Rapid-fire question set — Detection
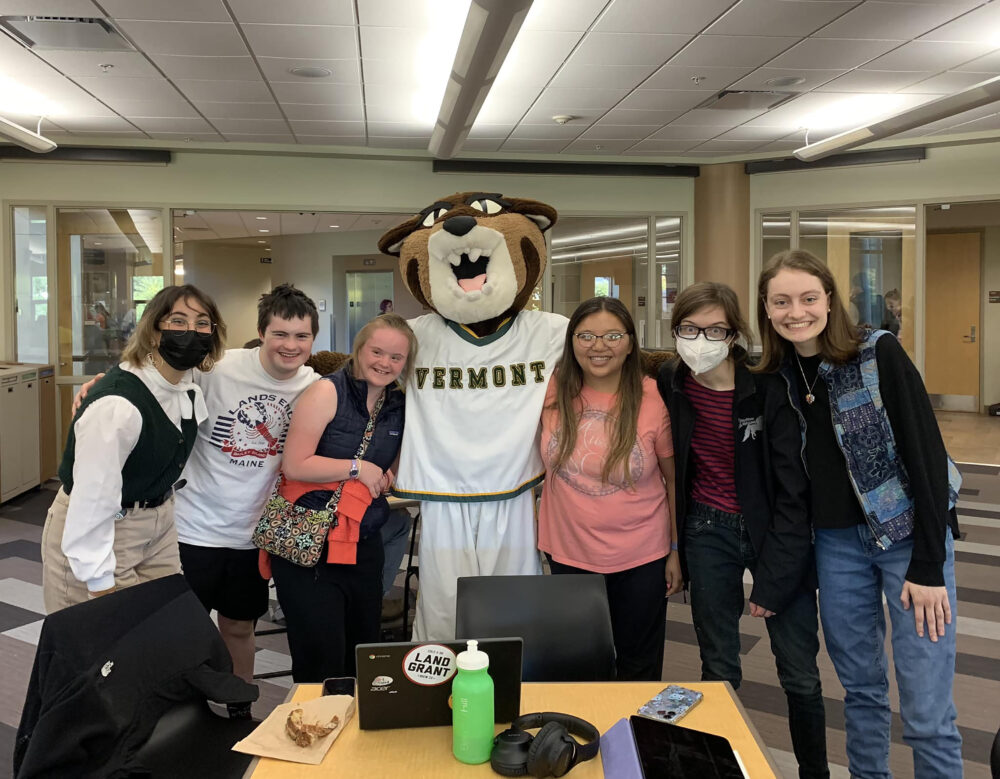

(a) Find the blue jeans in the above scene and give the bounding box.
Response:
[685,502,829,779]
[815,525,962,779]
[380,508,412,596]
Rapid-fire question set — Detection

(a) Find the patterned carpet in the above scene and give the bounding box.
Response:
[0,464,997,778]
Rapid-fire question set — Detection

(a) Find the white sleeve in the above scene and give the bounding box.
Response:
[61,396,143,592]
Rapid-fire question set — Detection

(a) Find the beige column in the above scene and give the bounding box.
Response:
[694,162,751,313]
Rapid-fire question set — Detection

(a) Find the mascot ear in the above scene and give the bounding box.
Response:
[505,197,558,234]
[378,220,415,257]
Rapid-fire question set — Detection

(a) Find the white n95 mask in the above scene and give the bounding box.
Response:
[675,335,730,375]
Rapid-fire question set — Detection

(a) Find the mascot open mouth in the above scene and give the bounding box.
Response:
[450,250,490,293]
[426,225,516,319]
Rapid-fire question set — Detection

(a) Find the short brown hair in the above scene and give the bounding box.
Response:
[755,249,860,373]
[121,284,227,370]
[670,282,752,363]
[348,313,418,386]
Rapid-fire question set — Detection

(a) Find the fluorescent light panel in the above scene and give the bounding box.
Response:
[0,115,57,153]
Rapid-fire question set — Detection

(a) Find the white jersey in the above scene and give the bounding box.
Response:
[395,310,568,502]
[175,348,318,549]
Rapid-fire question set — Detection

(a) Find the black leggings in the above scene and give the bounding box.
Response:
[271,533,384,682]
[547,554,667,681]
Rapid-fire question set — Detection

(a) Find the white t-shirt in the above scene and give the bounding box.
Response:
[174,348,318,549]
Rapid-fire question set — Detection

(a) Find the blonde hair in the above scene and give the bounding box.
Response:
[121,284,227,370]
[349,313,418,386]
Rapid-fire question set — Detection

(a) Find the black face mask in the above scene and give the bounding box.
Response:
[157,330,213,371]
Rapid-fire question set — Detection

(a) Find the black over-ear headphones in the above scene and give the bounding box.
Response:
[490,711,600,778]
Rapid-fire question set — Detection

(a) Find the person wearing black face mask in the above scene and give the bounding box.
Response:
[41,285,227,612]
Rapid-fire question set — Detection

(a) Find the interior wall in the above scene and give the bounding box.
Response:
[182,242,271,347]
[982,227,1000,408]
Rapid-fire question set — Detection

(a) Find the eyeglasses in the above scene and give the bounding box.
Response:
[672,324,734,342]
[574,331,628,347]
[161,315,215,334]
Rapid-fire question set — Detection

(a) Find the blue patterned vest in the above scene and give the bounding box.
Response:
[817,330,961,548]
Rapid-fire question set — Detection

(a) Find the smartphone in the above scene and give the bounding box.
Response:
[322,676,357,697]
[637,684,704,724]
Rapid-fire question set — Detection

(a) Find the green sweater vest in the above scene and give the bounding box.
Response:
[58,366,197,505]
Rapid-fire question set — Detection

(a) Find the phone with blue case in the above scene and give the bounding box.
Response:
[637,684,704,724]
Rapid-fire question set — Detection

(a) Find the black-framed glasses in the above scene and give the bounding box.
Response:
[161,315,216,334]
[672,324,734,342]
[574,331,629,347]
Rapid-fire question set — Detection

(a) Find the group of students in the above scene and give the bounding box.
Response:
[40,248,961,779]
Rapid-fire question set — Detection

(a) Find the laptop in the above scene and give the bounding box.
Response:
[354,637,523,730]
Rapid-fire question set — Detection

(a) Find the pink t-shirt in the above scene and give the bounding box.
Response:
[538,376,674,573]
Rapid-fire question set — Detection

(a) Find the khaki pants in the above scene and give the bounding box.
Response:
[41,487,181,613]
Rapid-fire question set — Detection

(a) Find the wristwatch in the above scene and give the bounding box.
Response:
[349,459,360,479]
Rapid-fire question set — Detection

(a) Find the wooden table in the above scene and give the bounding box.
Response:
[245,681,779,777]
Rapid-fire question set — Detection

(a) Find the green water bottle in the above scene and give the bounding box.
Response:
[452,639,495,764]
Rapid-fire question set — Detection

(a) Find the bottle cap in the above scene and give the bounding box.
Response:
[456,639,489,671]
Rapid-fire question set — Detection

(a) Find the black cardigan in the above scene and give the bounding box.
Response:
[657,356,814,613]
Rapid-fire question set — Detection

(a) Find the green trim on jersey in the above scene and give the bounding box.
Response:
[392,472,544,503]
[446,316,515,347]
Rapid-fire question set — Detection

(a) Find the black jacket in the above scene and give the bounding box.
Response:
[656,356,813,613]
[14,575,257,779]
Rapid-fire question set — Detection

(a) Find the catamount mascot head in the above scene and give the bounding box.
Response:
[378,192,558,336]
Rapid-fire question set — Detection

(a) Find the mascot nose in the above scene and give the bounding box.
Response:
[443,215,477,237]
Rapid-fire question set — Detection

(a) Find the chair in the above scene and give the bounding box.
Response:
[455,574,616,682]
[990,723,999,779]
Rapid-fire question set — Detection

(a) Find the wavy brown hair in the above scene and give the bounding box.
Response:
[121,284,226,371]
[550,297,643,486]
[670,282,752,364]
[755,249,861,373]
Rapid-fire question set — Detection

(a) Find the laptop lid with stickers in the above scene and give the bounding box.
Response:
[354,637,523,729]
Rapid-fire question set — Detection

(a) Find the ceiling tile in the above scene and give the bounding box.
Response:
[271,81,363,104]
[242,24,358,59]
[616,89,717,111]
[129,116,216,133]
[863,40,994,70]
[289,119,365,135]
[743,90,937,129]
[461,138,506,152]
[282,103,364,121]
[258,58,361,84]
[365,103,428,123]
[729,67,846,91]
[627,138,701,152]
[602,107,686,124]
[689,138,765,151]
[668,35,799,68]
[671,107,768,125]
[212,118,290,133]
[466,124,515,139]
[364,121,430,138]
[58,129,149,138]
[549,64,658,90]
[767,37,902,69]
[194,101,282,119]
[521,0,611,32]
[295,135,366,145]
[953,50,1000,72]
[706,0,860,37]
[649,124,729,140]
[579,124,663,140]
[0,35,64,80]
[108,98,200,117]
[508,124,587,140]
[816,1,975,40]
[594,0,737,34]
[500,138,572,153]
[51,115,142,132]
[152,55,262,81]
[174,79,272,102]
[147,132,225,141]
[4,74,117,114]
[72,75,181,101]
[368,136,429,149]
[899,70,1000,93]
[227,0,355,25]
[919,1,1000,42]
[643,64,755,90]
[101,0,229,21]
[561,139,637,154]
[361,58,422,88]
[116,21,248,56]
[814,69,934,92]
[715,124,797,140]
[223,133,298,143]
[532,87,631,112]
[36,51,160,78]
[357,0,470,28]
[0,0,101,13]
[572,33,692,67]
[754,138,801,153]
[930,111,1000,133]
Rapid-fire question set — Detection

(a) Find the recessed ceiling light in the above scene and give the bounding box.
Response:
[329,224,339,228]
[765,76,806,88]
[94,242,102,246]
[255,216,267,220]
[258,240,266,244]
[258,229,270,233]
[289,66,333,78]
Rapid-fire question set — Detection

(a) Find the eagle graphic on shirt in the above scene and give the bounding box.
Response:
[209,394,292,462]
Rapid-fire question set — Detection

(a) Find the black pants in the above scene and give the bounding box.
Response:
[271,532,384,682]
[547,555,667,681]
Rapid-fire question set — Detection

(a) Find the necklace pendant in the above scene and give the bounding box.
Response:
[805,392,815,405]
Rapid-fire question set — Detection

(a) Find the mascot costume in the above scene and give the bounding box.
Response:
[377,191,567,640]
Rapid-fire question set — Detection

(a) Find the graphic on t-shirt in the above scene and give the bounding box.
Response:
[739,415,763,442]
[210,393,292,465]
[547,409,644,496]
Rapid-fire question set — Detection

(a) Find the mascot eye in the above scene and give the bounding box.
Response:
[470,198,503,215]
[421,207,448,228]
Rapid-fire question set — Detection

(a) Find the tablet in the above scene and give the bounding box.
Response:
[629,714,745,779]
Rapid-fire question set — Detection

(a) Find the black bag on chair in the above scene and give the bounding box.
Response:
[14,575,258,779]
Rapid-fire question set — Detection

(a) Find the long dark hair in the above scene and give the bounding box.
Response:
[670,282,752,363]
[550,297,643,486]
[756,249,861,372]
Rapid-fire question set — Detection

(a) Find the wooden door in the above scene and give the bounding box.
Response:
[925,232,981,409]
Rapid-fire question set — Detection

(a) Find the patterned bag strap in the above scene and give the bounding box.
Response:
[323,388,387,513]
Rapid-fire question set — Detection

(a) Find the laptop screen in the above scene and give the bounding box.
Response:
[355,638,523,729]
